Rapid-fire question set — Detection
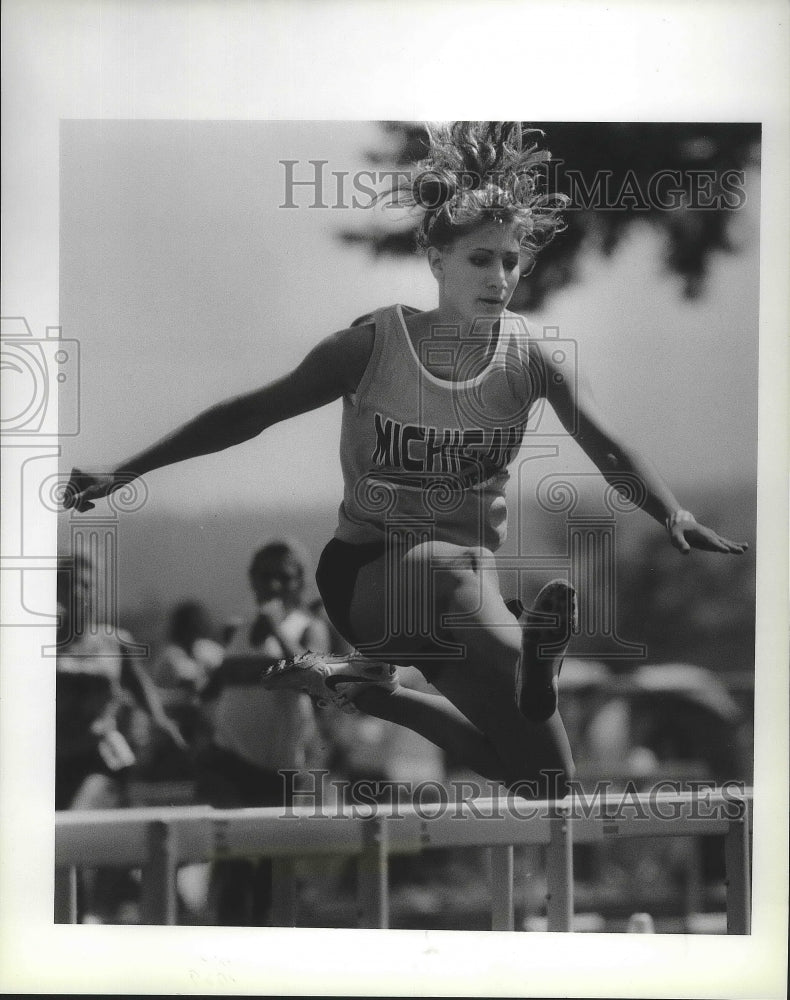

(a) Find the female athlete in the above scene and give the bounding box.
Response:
[64,122,747,799]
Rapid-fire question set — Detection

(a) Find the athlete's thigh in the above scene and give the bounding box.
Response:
[347,539,490,663]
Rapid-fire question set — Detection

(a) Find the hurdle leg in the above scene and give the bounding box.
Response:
[270,857,298,926]
[683,837,703,918]
[140,820,178,925]
[54,866,78,923]
[356,817,389,929]
[490,845,515,931]
[546,814,573,932]
[724,807,751,934]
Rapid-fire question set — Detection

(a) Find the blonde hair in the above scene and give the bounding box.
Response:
[402,122,568,268]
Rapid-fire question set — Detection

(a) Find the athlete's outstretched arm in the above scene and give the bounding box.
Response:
[63,326,373,512]
[537,343,748,556]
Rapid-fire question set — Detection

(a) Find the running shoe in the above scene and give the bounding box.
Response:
[260,651,399,713]
[515,579,578,722]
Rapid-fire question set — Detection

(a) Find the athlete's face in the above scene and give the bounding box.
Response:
[429,221,523,322]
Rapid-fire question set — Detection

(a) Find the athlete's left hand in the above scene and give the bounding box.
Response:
[667,510,749,555]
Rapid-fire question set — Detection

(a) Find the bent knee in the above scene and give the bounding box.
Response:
[402,540,488,568]
[402,541,491,594]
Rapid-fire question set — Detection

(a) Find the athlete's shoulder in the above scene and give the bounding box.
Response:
[313,318,379,398]
[315,322,375,364]
[341,304,419,373]
[334,305,415,401]
[349,303,419,327]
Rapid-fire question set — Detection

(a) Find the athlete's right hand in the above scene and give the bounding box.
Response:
[62,467,129,512]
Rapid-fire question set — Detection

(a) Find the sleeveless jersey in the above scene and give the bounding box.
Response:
[335,304,536,551]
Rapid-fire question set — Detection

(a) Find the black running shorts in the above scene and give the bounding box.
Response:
[315,537,385,646]
[316,536,449,685]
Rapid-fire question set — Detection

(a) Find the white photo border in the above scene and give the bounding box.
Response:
[1,1,788,996]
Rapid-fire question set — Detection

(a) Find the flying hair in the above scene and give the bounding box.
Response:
[396,121,568,268]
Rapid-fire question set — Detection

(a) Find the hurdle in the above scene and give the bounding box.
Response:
[54,787,752,932]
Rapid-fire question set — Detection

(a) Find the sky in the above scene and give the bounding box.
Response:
[58,119,761,521]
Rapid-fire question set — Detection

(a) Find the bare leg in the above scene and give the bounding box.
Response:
[347,541,575,796]
[355,685,506,781]
[516,580,577,722]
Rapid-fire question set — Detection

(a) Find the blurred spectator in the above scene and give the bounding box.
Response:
[55,551,185,922]
[581,663,744,784]
[152,600,224,693]
[195,540,330,925]
[149,600,224,774]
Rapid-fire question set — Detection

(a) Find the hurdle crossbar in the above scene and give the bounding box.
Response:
[54,788,752,932]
